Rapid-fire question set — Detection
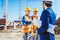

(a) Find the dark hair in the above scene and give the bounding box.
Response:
[43,1,52,7]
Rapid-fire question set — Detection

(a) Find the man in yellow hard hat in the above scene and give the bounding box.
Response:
[22,7,32,40]
[30,8,39,40]
[32,8,38,20]
[25,7,31,15]
[31,8,38,33]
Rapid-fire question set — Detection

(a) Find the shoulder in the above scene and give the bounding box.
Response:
[42,10,49,15]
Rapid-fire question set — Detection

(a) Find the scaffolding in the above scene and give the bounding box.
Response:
[19,0,22,20]
[4,0,8,30]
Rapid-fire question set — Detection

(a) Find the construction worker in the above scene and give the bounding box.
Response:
[31,8,39,32]
[38,0,56,40]
[30,8,39,40]
[22,7,32,40]
[32,8,38,20]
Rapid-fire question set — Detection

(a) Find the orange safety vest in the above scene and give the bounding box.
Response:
[29,15,38,33]
[22,15,31,33]
[29,25,38,33]
[32,15,38,20]
[22,25,29,33]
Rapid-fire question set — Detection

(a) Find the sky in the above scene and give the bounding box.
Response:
[0,0,60,22]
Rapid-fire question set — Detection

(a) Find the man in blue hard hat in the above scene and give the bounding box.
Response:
[38,0,56,40]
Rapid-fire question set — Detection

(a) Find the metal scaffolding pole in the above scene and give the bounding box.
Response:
[19,0,22,20]
[4,0,8,30]
[14,0,22,29]
[19,0,22,28]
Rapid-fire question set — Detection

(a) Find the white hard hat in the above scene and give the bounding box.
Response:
[42,0,53,4]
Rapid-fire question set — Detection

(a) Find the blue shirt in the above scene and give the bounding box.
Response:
[22,16,31,26]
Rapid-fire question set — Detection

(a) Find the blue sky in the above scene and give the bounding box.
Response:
[0,0,60,22]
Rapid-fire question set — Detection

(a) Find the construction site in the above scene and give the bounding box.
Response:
[0,0,60,40]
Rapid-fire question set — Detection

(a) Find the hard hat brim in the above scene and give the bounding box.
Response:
[42,0,53,3]
[34,11,38,12]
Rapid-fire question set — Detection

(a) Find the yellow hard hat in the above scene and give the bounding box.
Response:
[34,8,38,12]
[25,7,31,11]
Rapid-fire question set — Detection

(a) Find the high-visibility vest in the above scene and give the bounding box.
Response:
[22,15,31,33]
[29,15,38,33]
[32,15,38,20]
[22,25,29,33]
[29,25,38,33]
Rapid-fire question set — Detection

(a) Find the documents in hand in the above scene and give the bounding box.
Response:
[32,18,41,28]
[47,24,55,34]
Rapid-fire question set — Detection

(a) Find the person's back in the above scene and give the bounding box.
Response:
[38,0,56,40]
[46,8,56,25]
